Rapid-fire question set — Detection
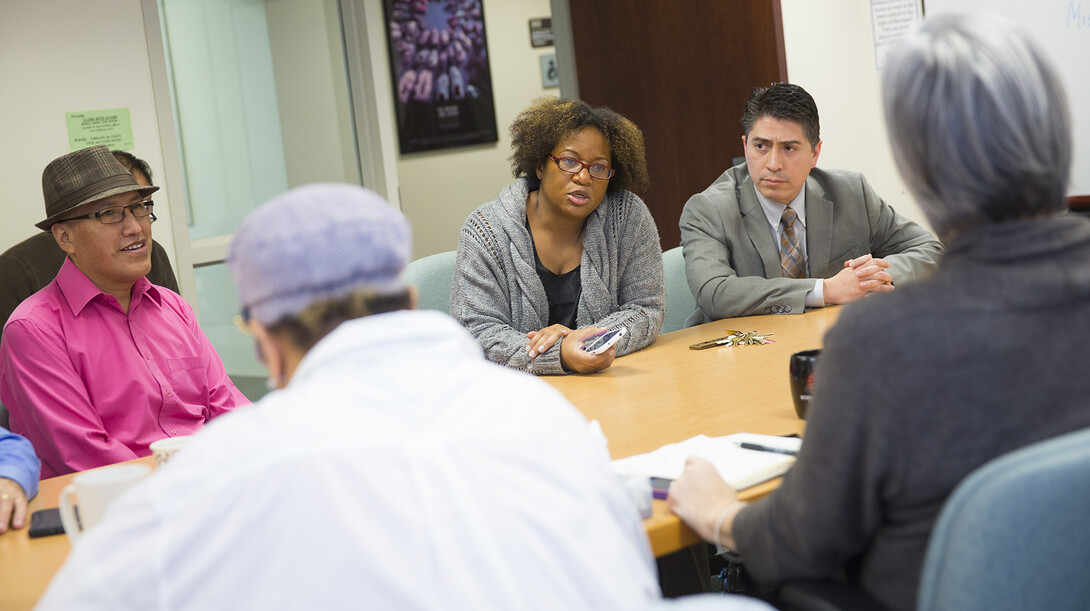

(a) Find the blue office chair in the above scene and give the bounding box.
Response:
[662,246,696,334]
[401,250,457,314]
[916,425,1090,611]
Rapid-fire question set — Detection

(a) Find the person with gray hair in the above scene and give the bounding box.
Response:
[883,14,1071,239]
[667,13,1090,610]
[37,183,661,610]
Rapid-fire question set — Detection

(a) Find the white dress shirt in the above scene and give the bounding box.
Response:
[754,185,825,307]
[38,310,659,610]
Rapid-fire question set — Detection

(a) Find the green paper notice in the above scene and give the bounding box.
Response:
[66,108,134,151]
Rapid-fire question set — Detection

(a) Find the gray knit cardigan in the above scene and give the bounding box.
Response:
[450,178,665,374]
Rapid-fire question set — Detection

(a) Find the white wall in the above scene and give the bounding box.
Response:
[393,0,555,260]
[0,0,177,267]
[780,0,932,232]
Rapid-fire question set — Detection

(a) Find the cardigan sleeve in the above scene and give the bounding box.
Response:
[583,192,665,355]
[450,210,566,375]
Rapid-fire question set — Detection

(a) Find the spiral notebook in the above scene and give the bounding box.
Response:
[612,433,801,490]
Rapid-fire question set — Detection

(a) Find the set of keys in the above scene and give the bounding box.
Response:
[689,329,774,350]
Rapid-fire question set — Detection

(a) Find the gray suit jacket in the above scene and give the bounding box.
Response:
[679,163,942,322]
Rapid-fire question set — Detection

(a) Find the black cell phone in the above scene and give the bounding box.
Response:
[29,507,65,538]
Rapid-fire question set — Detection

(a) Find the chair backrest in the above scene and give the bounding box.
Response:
[917,425,1090,611]
[661,246,696,334]
[401,250,457,315]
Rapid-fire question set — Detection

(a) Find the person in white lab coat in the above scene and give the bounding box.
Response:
[37,183,661,610]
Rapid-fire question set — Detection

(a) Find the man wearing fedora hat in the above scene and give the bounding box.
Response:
[0,145,247,478]
[0,150,179,335]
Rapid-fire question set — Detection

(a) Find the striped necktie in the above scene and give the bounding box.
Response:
[779,207,806,279]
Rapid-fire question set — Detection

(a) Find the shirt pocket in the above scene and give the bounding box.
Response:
[168,355,209,414]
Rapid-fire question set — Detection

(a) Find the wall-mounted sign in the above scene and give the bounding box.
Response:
[540,54,559,88]
[870,0,923,70]
[529,17,553,48]
[66,108,134,151]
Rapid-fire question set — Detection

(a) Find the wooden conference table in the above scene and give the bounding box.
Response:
[0,307,840,610]
[545,306,840,557]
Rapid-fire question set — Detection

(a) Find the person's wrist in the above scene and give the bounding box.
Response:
[710,500,747,549]
[0,476,25,494]
[557,335,573,372]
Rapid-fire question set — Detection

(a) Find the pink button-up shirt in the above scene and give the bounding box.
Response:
[0,258,248,478]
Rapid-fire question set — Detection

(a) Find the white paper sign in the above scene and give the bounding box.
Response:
[870,0,924,70]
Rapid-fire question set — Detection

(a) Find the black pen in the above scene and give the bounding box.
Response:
[739,442,798,456]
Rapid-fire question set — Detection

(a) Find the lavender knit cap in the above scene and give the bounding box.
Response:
[227,183,411,325]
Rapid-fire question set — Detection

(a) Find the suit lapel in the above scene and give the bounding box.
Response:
[805,177,834,277]
[739,176,783,278]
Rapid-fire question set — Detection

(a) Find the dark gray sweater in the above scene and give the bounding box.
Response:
[734,215,1090,610]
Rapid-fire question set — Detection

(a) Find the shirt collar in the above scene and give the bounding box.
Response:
[754,183,807,230]
[292,310,483,387]
[55,257,161,316]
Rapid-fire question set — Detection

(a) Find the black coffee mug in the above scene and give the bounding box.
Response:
[789,349,821,419]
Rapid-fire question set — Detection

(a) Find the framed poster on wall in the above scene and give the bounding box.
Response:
[382,0,498,153]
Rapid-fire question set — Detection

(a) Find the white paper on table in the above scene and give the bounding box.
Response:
[612,433,801,491]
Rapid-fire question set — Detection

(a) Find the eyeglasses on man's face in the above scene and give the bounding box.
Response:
[58,199,156,225]
[547,155,615,180]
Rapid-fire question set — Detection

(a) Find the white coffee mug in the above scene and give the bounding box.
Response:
[150,435,192,468]
[58,463,151,543]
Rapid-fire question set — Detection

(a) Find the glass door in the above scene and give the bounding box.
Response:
[155,0,364,399]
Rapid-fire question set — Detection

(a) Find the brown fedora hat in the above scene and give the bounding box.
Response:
[37,145,159,231]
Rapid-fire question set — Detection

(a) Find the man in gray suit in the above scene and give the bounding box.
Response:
[679,83,942,323]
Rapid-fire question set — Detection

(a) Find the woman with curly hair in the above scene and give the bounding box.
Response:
[450,97,664,374]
